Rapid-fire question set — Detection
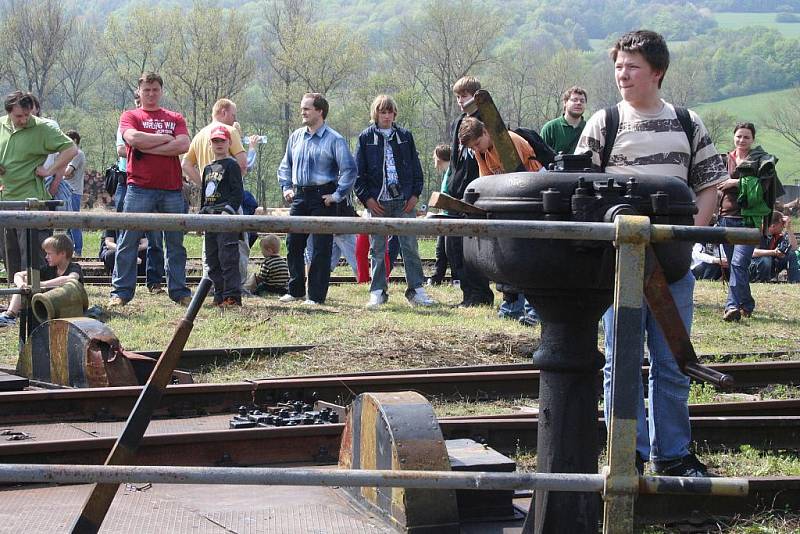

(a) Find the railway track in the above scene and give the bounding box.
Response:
[0,358,796,424]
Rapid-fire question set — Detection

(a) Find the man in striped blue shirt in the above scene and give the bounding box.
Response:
[277,92,357,305]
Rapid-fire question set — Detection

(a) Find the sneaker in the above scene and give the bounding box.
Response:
[0,312,17,327]
[279,293,305,303]
[220,297,242,307]
[740,307,752,319]
[366,290,388,309]
[148,284,165,295]
[653,453,715,477]
[107,296,127,308]
[519,315,539,327]
[176,296,193,306]
[302,299,321,306]
[406,287,435,307]
[723,307,741,322]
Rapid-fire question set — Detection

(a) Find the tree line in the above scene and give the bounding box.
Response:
[1,0,799,206]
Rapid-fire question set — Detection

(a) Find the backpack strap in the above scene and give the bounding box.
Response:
[673,106,695,149]
[600,106,620,172]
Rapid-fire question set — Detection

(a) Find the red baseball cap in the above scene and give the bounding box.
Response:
[210,126,230,141]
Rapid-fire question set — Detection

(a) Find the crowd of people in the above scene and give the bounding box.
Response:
[0,28,798,480]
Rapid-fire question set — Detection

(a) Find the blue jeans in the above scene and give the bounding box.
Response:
[68,192,83,255]
[750,253,800,282]
[602,270,694,463]
[498,293,538,320]
[115,182,165,288]
[718,217,755,314]
[111,185,189,302]
[305,234,359,275]
[368,199,425,292]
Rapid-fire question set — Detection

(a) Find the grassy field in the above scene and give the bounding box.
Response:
[713,12,800,38]
[695,88,800,184]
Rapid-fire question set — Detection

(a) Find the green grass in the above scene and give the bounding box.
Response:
[695,88,800,184]
[713,12,800,38]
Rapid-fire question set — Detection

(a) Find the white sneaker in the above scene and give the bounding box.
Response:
[279,293,305,303]
[366,290,388,309]
[406,287,435,307]
[302,299,321,306]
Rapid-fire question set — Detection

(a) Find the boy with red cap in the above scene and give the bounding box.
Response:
[200,126,244,306]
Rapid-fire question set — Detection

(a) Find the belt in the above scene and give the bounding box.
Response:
[297,182,336,193]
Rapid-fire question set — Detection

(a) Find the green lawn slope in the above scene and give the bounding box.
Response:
[713,12,800,38]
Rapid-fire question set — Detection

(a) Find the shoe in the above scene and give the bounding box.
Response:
[0,312,17,327]
[723,307,741,322]
[366,290,388,309]
[148,284,165,295]
[406,287,435,306]
[739,307,752,319]
[654,453,715,477]
[279,293,305,303]
[635,455,646,476]
[176,296,193,306]
[107,296,127,308]
[519,315,539,327]
[302,299,321,306]
[220,297,242,307]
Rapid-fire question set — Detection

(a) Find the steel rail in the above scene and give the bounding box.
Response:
[0,359,798,424]
[0,211,760,244]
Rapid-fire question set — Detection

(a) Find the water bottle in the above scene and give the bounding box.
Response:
[243,135,268,145]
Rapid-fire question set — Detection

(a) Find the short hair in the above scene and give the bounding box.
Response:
[434,143,451,162]
[770,211,785,226]
[734,121,756,138]
[66,130,81,145]
[610,30,670,88]
[42,234,74,259]
[212,98,235,118]
[562,86,587,104]
[27,93,41,113]
[4,91,34,113]
[138,72,163,87]
[453,76,481,96]
[458,117,486,147]
[302,92,329,119]
[260,234,282,255]
[370,94,398,123]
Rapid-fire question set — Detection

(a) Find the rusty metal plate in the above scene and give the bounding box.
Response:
[0,483,391,533]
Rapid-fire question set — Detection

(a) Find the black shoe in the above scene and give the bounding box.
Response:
[723,307,741,322]
[636,455,645,476]
[654,453,714,477]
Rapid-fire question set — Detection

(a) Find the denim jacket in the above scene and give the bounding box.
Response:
[354,123,424,205]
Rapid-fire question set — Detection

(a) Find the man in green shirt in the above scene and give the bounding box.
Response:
[0,91,76,274]
[540,86,588,155]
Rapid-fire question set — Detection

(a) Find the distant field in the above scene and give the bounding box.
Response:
[713,12,800,38]
[695,88,800,185]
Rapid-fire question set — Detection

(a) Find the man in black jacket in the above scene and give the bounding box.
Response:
[354,95,435,309]
[446,76,493,307]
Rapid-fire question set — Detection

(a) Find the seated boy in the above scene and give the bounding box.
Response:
[200,126,244,306]
[245,234,290,296]
[0,234,84,327]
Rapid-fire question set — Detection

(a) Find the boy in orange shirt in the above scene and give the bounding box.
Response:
[458,117,542,175]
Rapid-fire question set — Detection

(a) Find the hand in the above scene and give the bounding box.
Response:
[248,135,260,147]
[775,249,785,258]
[64,165,75,178]
[322,194,337,206]
[403,195,418,214]
[283,189,295,203]
[35,165,51,178]
[719,257,729,269]
[717,178,739,191]
[365,197,384,216]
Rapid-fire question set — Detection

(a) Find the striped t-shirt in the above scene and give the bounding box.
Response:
[576,100,727,193]
[255,255,289,292]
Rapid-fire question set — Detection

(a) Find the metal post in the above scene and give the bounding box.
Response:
[70,278,213,534]
[603,215,650,534]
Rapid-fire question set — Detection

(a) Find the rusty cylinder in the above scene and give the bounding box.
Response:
[31,279,89,323]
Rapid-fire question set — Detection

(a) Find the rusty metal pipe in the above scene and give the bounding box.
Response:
[0,211,758,244]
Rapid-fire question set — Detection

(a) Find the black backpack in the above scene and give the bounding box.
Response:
[600,105,694,171]
[512,127,557,169]
[104,164,121,196]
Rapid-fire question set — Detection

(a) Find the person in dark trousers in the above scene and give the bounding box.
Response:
[200,126,244,307]
[427,144,451,286]
[446,76,493,307]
